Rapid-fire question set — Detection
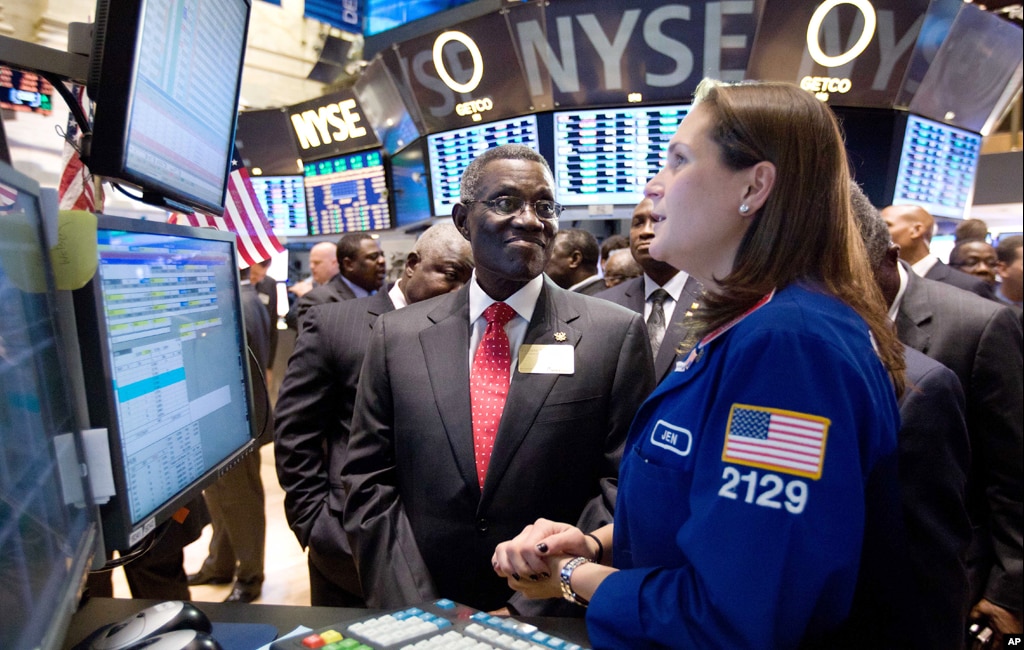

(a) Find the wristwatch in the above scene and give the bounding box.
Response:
[559,556,591,607]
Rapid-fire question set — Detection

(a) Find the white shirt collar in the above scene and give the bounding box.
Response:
[644,271,688,302]
[389,282,408,310]
[567,273,601,293]
[889,262,910,322]
[468,272,544,325]
[910,253,939,277]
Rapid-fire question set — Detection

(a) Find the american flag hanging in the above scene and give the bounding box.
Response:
[170,150,284,267]
[58,83,100,211]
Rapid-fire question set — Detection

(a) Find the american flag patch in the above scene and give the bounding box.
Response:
[722,404,829,479]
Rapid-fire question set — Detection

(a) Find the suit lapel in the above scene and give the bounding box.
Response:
[621,277,645,313]
[897,271,932,354]
[655,275,702,381]
[482,281,581,501]
[420,289,477,489]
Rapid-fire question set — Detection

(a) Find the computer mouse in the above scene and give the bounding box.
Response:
[85,601,213,650]
[122,630,222,650]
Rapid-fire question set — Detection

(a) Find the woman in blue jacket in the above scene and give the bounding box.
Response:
[492,79,907,648]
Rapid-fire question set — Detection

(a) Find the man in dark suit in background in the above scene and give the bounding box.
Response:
[274,224,473,607]
[853,189,973,647]
[894,258,1023,639]
[544,228,605,295]
[249,258,279,388]
[294,233,387,328]
[597,198,702,385]
[342,144,654,613]
[881,204,995,299]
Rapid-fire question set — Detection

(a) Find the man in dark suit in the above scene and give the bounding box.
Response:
[274,224,473,607]
[249,258,279,387]
[895,261,1023,637]
[294,233,387,328]
[853,190,973,646]
[596,198,702,385]
[341,144,654,613]
[881,204,995,299]
[544,228,605,295]
[866,197,1023,638]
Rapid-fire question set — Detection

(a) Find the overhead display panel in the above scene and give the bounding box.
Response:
[250,175,309,238]
[354,54,423,154]
[303,149,392,235]
[426,115,539,216]
[553,105,689,206]
[392,10,537,133]
[747,0,933,108]
[891,113,982,220]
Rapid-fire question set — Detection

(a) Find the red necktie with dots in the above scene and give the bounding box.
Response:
[470,301,516,488]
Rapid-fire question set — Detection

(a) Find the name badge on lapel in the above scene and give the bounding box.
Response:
[518,344,574,374]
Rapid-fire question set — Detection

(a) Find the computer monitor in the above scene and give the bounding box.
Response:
[0,162,98,650]
[891,113,983,220]
[553,104,690,206]
[303,149,393,235]
[86,0,252,215]
[426,115,540,217]
[250,175,309,238]
[390,142,432,229]
[72,215,258,552]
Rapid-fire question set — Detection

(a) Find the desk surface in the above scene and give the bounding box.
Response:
[64,598,591,649]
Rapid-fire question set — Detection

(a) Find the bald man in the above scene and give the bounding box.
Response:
[881,205,994,299]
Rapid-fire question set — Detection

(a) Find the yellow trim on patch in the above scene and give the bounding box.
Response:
[722,403,831,480]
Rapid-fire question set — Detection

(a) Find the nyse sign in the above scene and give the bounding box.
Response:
[391,0,758,132]
[287,91,378,157]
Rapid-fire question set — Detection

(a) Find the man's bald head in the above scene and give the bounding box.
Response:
[880,205,934,265]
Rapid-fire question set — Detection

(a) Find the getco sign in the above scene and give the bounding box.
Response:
[802,0,877,101]
[432,30,493,121]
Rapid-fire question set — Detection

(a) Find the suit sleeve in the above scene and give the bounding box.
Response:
[973,306,1024,612]
[341,315,438,608]
[273,306,335,547]
[898,354,972,646]
[579,312,654,532]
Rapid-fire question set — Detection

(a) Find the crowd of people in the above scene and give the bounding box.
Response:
[150,78,1020,648]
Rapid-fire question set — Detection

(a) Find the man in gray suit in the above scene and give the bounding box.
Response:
[881,204,995,299]
[342,144,654,613]
[293,233,387,327]
[596,198,702,385]
[274,224,473,607]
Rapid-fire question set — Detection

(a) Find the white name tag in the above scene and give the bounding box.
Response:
[518,344,574,374]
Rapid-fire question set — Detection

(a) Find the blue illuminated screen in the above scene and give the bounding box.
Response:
[427,115,539,216]
[250,175,308,237]
[892,114,983,220]
[304,150,392,235]
[553,105,690,206]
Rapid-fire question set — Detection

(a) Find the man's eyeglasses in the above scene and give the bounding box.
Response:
[465,196,563,220]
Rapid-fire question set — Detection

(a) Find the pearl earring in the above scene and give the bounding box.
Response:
[739,204,750,214]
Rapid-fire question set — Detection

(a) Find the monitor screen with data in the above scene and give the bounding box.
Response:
[73,215,257,551]
[0,162,98,650]
[891,113,983,220]
[426,115,539,216]
[250,175,308,237]
[553,105,690,206]
[304,149,392,235]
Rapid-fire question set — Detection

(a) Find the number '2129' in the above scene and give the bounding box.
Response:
[718,467,808,514]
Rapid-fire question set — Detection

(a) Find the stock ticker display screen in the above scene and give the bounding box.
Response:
[303,149,392,235]
[426,115,539,216]
[553,105,689,206]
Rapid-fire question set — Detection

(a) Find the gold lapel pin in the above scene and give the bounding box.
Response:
[554,331,567,342]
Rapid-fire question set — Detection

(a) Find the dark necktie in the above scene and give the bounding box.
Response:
[470,302,516,488]
[647,288,670,357]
